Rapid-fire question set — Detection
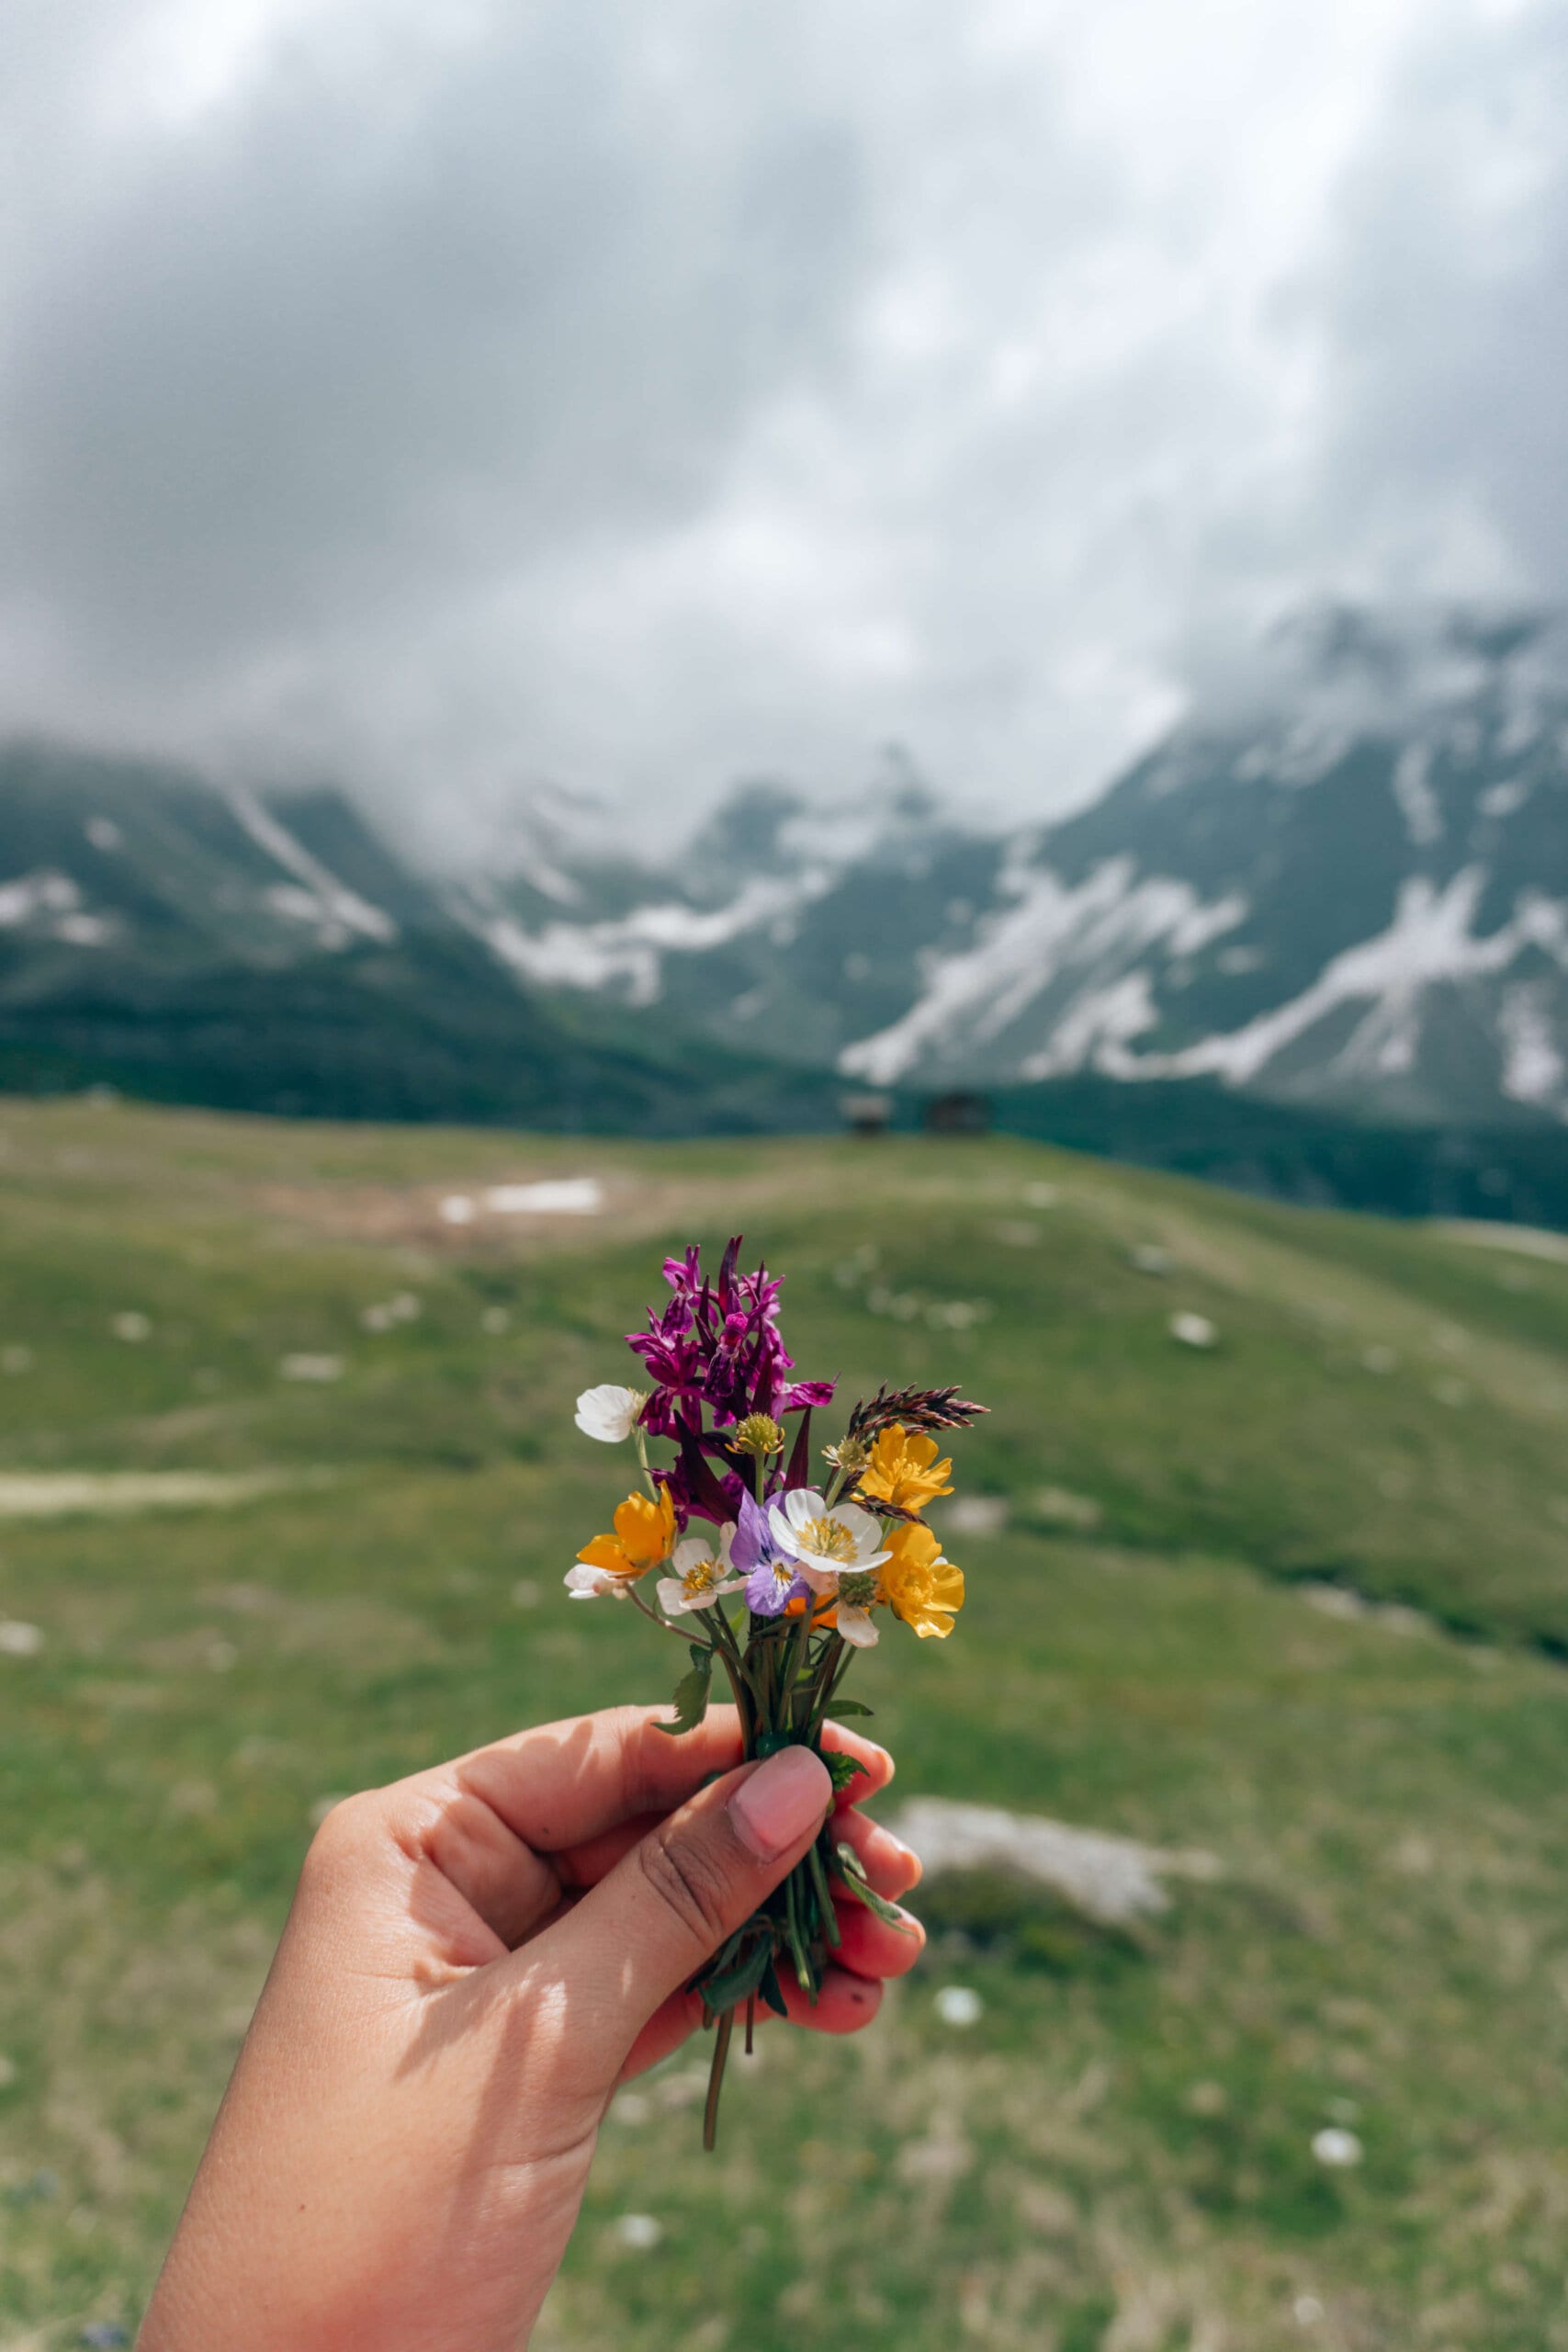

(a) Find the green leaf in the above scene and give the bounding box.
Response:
[699,1935,775,2015]
[833,1841,917,1931]
[652,1648,714,1736]
[757,1953,790,2018]
[824,1698,875,1719]
[823,1751,869,1796]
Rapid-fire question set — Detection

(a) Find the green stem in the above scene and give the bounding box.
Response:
[703,2008,735,2154]
[808,1836,841,1949]
[627,1586,704,1646]
[707,1610,755,1747]
[807,1634,852,1742]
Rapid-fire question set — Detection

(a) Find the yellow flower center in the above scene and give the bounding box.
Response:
[682,1559,718,1598]
[800,1515,857,1563]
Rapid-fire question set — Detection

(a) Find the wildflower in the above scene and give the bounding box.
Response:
[573,1486,677,1585]
[832,1568,882,1647]
[768,1488,890,1593]
[1311,2127,1363,2168]
[822,1435,869,1476]
[728,1490,813,1617]
[731,1413,785,1458]
[657,1530,743,1615]
[563,1563,629,1600]
[856,1423,954,1512]
[878,1522,964,1637]
[575,1384,649,1442]
[627,1237,836,1435]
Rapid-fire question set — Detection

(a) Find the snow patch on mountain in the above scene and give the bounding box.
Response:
[839,854,1247,1086]
[1498,983,1566,1107]
[1111,871,1568,1098]
[474,873,821,1007]
[228,789,397,944]
[0,869,115,945]
[1392,744,1443,847]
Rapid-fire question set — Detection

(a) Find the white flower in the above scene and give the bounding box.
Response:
[767,1488,890,1593]
[657,1529,742,1615]
[564,1563,627,1600]
[574,1384,647,1443]
[835,1599,880,1648]
[1310,2127,1362,2168]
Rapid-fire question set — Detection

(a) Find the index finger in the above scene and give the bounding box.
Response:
[446,1703,892,1855]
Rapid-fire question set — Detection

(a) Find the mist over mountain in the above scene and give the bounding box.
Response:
[1,605,1566,1217]
[464,604,1568,1129]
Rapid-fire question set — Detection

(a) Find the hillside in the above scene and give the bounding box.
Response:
[1,1099,1566,2347]
[487,609,1568,1131]
[0,741,841,1135]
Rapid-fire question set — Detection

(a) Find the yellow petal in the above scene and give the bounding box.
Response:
[577,1532,634,1576]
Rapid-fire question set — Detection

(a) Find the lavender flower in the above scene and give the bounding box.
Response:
[728,1490,812,1617]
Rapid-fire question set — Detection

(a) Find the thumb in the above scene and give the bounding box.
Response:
[534,1744,832,2085]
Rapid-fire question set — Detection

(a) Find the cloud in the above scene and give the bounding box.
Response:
[0,0,1562,857]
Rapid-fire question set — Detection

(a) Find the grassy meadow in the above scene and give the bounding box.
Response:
[1,1098,1566,2350]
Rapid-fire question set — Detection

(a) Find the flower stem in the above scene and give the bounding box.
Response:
[627,1586,701,1645]
[703,2007,735,2153]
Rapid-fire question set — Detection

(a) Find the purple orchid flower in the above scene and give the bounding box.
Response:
[626,1237,837,1433]
[728,1489,812,1618]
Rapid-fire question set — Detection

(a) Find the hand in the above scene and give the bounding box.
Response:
[137,1705,923,2352]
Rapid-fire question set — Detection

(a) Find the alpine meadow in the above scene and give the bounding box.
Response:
[1,1097,1566,2350]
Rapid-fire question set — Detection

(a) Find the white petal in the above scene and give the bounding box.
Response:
[836,1604,879,1648]
[716,1521,737,1566]
[670,1536,715,1577]
[832,1502,886,1559]
[565,1563,618,1599]
[656,1577,691,1613]
[783,1487,827,1530]
[796,1558,841,1595]
[767,1502,800,1555]
[574,1384,642,1442]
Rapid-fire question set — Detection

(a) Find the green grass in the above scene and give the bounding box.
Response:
[1,1098,1566,2350]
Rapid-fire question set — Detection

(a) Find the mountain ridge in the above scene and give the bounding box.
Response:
[2,605,1566,1184]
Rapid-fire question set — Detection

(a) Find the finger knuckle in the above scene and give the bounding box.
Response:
[637,1824,733,1948]
[300,1789,381,1883]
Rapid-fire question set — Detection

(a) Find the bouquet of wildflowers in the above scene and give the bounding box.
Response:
[567,1237,985,2144]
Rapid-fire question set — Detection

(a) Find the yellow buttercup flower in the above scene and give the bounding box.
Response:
[857,1424,954,1512]
[878,1521,964,1639]
[576,1485,678,1582]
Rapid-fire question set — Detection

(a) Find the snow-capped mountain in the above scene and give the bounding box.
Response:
[479,610,1568,1127]
[2,604,1565,1136]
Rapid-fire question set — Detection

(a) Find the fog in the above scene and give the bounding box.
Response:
[2,0,1563,854]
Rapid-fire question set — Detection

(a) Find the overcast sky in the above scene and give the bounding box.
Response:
[2,0,1563,855]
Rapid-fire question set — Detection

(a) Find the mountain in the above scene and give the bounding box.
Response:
[2,605,1566,1215]
[481,609,1568,1131]
[0,740,839,1134]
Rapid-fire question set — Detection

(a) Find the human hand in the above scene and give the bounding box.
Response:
[137,1704,923,2352]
